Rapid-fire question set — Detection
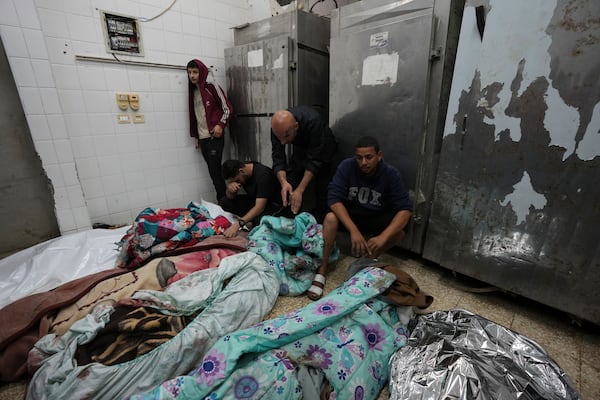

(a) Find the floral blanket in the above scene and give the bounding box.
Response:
[116,201,231,269]
[130,266,414,400]
[247,212,339,296]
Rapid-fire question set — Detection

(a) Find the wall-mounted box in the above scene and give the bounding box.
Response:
[100,10,143,57]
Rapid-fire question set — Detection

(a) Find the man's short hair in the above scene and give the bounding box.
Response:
[355,136,380,152]
[222,159,245,180]
[186,60,198,69]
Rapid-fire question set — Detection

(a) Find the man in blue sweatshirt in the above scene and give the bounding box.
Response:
[307,136,413,300]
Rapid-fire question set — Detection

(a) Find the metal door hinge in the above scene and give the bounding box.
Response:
[430,46,442,61]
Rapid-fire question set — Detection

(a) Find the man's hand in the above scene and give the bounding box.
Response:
[290,188,304,214]
[211,125,224,138]
[367,235,386,259]
[194,137,200,149]
[350,230,371,258]
[223,222,239,238]
[280,181,293,207]
[226,181,241,196]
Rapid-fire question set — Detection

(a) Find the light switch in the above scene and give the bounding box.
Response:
[128,93,139,111]
[116,93,129,110]
[117,114,131,123]
[132,114,145,123]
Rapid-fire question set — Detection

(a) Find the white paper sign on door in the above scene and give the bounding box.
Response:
[361,52,399,86]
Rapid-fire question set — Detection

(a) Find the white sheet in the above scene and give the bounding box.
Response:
[0,200,234,309]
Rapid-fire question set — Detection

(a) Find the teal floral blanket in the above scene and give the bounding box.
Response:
[247,212,339,296]
[130,266,414,400]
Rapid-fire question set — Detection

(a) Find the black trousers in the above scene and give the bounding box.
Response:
[200,136,226,200]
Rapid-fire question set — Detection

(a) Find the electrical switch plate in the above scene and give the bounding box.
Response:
[117,114,131,124]
[132,114,145,123]
[116,93,129,110]
[128,93,139,111]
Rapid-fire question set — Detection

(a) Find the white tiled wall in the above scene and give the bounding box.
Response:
[0,0,272,234]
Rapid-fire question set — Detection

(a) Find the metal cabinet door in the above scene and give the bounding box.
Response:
[225,35,292,165]
[423,0,600,324]
[329,0,435,252]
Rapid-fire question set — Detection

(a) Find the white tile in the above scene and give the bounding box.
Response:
[128,188,149,209]
[155,111,175,131]
[22,29,49,59]
[123,170,146,190]
[56,209,77,232]
[26,114,52,141]
[80,177,105,198]
[58,89,86,113]
[53,186,70,210]
[197,0,215,19]
[163,10,182,33]
[75,157,100,179]
[0,1,19,26]
[44,163,65,188]
[53,64,81,89]
[149,71,171,91]
[198,17,216,38]
[181,14,201,35]
[72,206,92,230]
[137,92,154,111]
[103,67,130,91]
[45,118,69,144]
[77,65,107,90]
[92,134,118,157]
[97,154,121,176]
[53,139,74,163]
[164,31,185,54]
[83,90,112,113]
[39,87,63,114]
[116,133,139,154]
[201,37,219,58]
[171,92,187,112]
[15,0,40,29]
[37,8,70,38]
[164,182,183,201]
[86,197,109,219]
[63,113,89,137]
[60,162,80,186]
[147,185,167,204]
[152,91,172,111]
[19,87,45,114]
[66,14,96,42]
[34,140,58,165]
[67,185,86,207]
[63,0,94,16]
[180,0,199,16]
[34,0,66,12]
[127,70,150,92]
[45,37,74,65]
[104,188,130,209]
[139,27,165,52]
[88,113,115,135]
[0,25,29,57]
[115,2,140,19]
[119,153,142,173]
[70,136,95,158]
[30,59,54,87]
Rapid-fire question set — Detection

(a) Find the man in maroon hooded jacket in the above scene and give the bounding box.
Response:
[187,59,233,200]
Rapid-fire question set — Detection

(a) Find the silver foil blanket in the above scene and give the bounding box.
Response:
[388,309,580,400]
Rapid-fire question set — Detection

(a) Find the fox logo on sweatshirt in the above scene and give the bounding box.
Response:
[348,187,382,206]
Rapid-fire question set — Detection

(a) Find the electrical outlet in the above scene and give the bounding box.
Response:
[132,114,145,123]
[117,114,131,124]
[129,93,139,111]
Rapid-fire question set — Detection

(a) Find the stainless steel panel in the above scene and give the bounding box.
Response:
[226,10,330,165]
[423,0,600,324]
[225,35,291,164]
[329,0,435,252]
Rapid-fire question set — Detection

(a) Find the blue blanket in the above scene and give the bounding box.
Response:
[130,266,414,400]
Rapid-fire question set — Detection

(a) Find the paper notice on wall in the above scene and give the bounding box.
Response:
[273,53,284,69]
[361,52,399,86]
[247,49,263,67]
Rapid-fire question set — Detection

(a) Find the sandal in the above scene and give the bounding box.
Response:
[307,273,326,301]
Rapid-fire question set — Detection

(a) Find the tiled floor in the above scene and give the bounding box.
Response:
[1,237,598,399]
